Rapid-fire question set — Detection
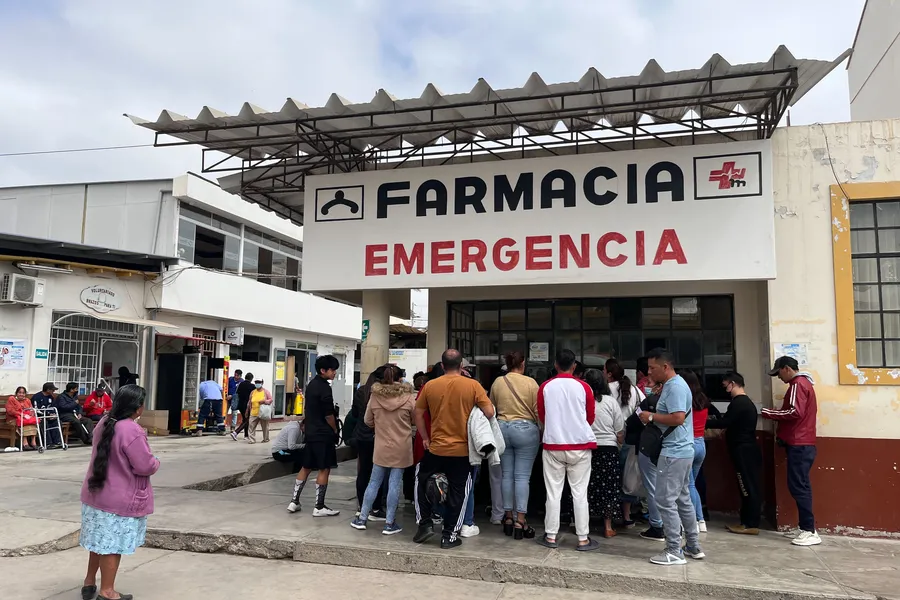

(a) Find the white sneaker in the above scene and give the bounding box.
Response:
[698,520,707,533]
[313,506,340,518]
[459,524,480,538]
[782,528,801,539]
[287,502,300,513]
[791,530,822,547]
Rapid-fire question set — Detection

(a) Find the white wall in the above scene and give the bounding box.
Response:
[0,180,176,255]
[849,2,900,121]
[769,119,900,439]
[0,264,149,394]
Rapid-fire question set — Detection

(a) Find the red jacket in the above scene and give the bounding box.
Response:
[83,392,112,417]
[761,374,817,446]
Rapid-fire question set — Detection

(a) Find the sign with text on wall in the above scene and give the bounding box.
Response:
[80,284,121,313]
[302,140,775,291]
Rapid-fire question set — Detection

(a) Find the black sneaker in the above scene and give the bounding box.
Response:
[413,523,435,544]
[441,536,462,550]
[369,508,387,522]
[640,526,666,542]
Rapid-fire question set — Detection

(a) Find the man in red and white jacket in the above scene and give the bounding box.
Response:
[536,349,598,552]
[763,356,819,547]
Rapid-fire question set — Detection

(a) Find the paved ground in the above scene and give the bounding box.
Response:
[1,548,678,600]
[1,435,898,600]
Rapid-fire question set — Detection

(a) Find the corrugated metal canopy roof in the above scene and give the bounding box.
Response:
[129,46,850,226]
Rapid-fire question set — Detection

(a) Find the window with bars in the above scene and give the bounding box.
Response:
[849,200,900,368]
[48,312,139,393]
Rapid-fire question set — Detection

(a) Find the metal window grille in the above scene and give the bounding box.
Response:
[191,328,220,356]
[48,312,139,392]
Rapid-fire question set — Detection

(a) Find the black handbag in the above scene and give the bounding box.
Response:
[639,407,692,466]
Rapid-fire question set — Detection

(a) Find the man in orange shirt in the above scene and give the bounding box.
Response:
[413,349,494,549]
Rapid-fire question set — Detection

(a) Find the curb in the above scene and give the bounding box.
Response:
[291,541,873,600]
[0,528,80,558]
[144,529,294,559]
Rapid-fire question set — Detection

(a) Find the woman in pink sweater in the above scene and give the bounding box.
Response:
[79,385,160,600]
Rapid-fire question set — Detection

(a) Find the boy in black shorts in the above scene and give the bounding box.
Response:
[288,355,341,517]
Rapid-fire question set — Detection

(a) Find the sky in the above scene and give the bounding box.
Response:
[0,0,866,188]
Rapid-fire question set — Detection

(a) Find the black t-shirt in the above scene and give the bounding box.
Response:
[304,375,336,443]
[707,394,758,449]
[236,380,254,408]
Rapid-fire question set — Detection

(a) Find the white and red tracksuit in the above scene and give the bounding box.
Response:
[537,374,597,540]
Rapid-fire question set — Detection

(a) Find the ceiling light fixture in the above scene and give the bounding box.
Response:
[14,262,75,275]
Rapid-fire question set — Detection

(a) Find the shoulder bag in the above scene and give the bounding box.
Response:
[639,406,692,466]
[503,375,539,423]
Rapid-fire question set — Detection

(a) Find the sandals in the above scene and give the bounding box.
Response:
[97,594,133,600]
[576,537,600,552]
[81,585,97,600]
[536,534,559,549]
[503,517,515,537]
[514,521,536,540]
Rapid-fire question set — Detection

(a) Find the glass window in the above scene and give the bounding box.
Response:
[500,301,526,330]
[212,215,241,236]
[583,332,611,366]
[258,247,274,285]
[528,301,552,329]
[245,228,263,243]
[612,331,642,364]
[499,331,526,358]
[555,331,582,361]
[672,297,701,328]
[242,243,259,278]
[556,302,581,330]
[475,332,500,363]
[642,298,670,328]
[611,298,640,329]
[179,203,212,225]
[287,257,301,292]
[848,200,900,367]
[475,302,499,330]
[272,253,288,289]
[177,219,196,263]
[527,331,552,363]
[583,300,610,329]
[672,331,702,366]
[224,236,240,273]
[229,334,271,362]
[700,297,733,329]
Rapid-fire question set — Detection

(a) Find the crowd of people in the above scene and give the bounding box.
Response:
[277,348,821,566]
[5,381,112,450]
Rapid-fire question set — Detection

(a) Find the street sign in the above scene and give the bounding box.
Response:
[34,348,48,359]
[361,319,370,342]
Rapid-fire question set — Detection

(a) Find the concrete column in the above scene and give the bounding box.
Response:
[361,289,390,381]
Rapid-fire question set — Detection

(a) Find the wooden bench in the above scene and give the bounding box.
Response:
[0,397,71,448]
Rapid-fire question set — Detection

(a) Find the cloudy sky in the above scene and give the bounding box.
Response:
[0,0,864,187]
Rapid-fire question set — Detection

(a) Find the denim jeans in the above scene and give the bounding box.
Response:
[359,464,404,525]
[785,445,817,532]
[498,419,541,515]
[657,455,701,555]
[688,437,706,522]
[637,451,663,528]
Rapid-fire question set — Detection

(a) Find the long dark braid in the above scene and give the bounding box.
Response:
[88,384,146,492]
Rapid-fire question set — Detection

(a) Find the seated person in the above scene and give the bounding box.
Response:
[83,382,112,422]
[54,382,93,444]
[31,382,61,448]
[6,386,38,450]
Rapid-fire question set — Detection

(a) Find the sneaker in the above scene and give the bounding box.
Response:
[640,526,666,542]
[350,518,367,530]
[684,546,706,560]
[782,528,801,539]
[230,431,238,441]
[459,524,480,538]
[413,523,435,544]
[698,520,707,533]
[313,506,340,518]
[441,536,463,549]
[791,530,822,547]
[287,502,301,514]
[623,519,636,529]
[650,551,687,566]
[490,519,503,526]
[383,522,403,536]
[369,509,387,522]
[431,512,443,525]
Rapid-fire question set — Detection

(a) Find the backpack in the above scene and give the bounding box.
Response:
[640,407,692,466]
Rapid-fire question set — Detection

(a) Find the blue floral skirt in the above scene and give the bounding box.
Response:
[80,504,148,555]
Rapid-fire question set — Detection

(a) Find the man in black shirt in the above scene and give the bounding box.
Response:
[54,382,93,444]
[288,355,341,517]
[32,382,61,447]
[231,373,255,440]
[707,371,762,534]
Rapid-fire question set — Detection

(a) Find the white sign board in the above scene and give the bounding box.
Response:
[774,343,809,367]
[80,284,121,313]
[529,342,550,362]
[224,326,245,346]
[302,141,775,291]
[0,339,27,370]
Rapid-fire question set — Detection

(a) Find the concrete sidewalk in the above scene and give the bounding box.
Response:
[1,435,897,600]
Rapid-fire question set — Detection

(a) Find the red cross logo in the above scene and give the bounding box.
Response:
[709,161,747,190]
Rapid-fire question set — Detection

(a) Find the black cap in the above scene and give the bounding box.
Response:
[42,382,58,392]
[768,356,799,376]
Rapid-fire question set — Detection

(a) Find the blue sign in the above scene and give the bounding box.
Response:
[34,348,49,360]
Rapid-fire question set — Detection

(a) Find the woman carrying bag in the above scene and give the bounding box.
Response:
[247,379,274,444]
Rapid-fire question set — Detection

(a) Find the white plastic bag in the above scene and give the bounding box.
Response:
[258,404,273,421]
[622,446,645,497]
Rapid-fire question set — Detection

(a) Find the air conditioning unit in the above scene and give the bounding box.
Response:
[0,273,46,307]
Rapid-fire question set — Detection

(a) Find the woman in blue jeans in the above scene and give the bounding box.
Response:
[682,371,710,532]
[489,351,540,539]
